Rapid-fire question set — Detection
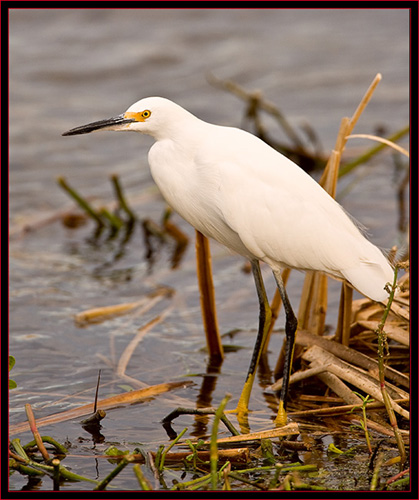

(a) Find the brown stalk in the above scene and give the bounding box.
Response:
[335,283,354,346]
[25,404,50,461]
[289,397,409,419]
[276,74,383,373]
[195,230,224,361]
[116,309,173,385]
[10,380,194,436]
[203,422,299,445]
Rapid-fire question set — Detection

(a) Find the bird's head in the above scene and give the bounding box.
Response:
[62,97,194,140]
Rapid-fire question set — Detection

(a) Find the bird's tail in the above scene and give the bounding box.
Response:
[342,250,395,303]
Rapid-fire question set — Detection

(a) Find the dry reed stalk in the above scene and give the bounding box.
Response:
[293,329,409,388]
[323,75,386,347]
[312,370,363,406]
[347,73,382,137]
[275,74,385,375]
[74,301,148,325]
[74,287,172,325]
[346,134,409,158]
[195,230,224,360]
[348,417,399,439]
[355,320,409,346]
[288,397,409,419]
[198,422,299,445]
[9,380,193,436]
[302,346,409,419]
[116,308,173,385]
[335,283,354,346]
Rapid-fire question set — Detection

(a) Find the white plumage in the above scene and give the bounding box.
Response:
[63,96,394,422]
[67,96,392,301]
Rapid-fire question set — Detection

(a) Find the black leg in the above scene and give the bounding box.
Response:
[235,260,272,416]
[247,260,273,376]
[273,269,298,425]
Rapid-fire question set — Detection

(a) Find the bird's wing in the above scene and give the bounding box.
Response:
[206,131,375,276]
[194,125,392,301]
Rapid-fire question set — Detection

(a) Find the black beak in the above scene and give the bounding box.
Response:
[62,114,135,136]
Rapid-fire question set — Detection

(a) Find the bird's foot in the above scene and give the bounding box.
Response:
[274,401,288,427]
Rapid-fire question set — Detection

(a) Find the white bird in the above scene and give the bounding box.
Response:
[63,96,394,425]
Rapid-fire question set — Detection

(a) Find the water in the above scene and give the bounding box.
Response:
[9,8,409,490]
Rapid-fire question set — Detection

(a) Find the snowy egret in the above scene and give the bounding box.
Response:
[63,97,393,425]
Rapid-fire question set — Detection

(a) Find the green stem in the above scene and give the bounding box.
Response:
[57,177,105,227]
[9,459,45,476]
[210,394,231,490]
[93,456,133,490]
[10,438,97,484]
[375,266,406,465]
[24,436,68,455]
[133,463,153,490]
[111,174,136,221]
[158,427,188,471]
[227,471,265,490]
[99,207,123,230]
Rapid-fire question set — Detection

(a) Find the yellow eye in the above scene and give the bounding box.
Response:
[124,109,152,122]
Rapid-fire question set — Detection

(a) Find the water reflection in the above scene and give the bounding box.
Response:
[81,421,106,445]
[191,357,223,438]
